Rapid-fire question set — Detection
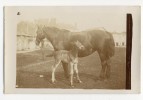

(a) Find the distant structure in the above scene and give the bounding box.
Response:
[112,32,126,47]
[17,21,36,51]
[17,33,54,51]
[17,34,36,51]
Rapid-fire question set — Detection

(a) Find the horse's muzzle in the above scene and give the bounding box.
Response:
[35,40,40,46]
[81,46,85,50]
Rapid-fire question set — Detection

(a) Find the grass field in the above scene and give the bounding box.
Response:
[16,48,126,89]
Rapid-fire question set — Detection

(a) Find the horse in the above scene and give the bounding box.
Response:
[52,40,85,87]
[35,26,115,80]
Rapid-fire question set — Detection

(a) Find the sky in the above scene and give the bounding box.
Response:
[15,6,140,32]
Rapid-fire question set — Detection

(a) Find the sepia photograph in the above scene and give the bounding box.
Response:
[4,6,141,93]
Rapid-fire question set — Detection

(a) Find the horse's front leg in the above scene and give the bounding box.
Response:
[61,61,70,79]
[74,63,82,83]
[52,60,60,83]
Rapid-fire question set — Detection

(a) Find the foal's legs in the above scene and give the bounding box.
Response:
[70,62,74,86]
[73,64,82,83]
[52,60,61,83]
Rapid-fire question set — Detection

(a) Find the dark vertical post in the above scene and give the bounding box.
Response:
[126,14,133,89]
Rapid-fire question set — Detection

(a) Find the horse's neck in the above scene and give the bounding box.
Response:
[43,27,56,43]
[44,29,70,50]
[70,46,78,58]
[45,32,55,43]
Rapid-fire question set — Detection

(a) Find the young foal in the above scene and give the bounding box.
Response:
[52,40,85,87]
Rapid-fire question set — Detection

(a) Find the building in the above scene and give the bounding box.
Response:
[17,34,36,51]
[112,32,126,47]
[17,33,54,51]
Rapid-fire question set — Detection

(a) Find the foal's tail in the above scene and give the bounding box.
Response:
[104,32,115,58]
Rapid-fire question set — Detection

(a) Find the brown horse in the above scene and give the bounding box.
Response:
[35,26,115,80]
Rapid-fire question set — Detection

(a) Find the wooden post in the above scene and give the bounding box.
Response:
[126,14,133,89]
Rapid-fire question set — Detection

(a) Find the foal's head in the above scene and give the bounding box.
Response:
[72,40,85,50]
[35,26,45,46]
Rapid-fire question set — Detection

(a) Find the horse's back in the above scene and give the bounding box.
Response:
[45,27,115,58]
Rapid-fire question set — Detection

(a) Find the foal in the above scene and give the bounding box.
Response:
[52,40,85,87]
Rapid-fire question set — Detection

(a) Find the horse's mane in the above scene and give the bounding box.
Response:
[44,26,70,33]
[61,29,70,33]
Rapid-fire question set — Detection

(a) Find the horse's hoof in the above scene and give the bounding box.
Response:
[52,81,55,84]
[78,80,82,83]
[71,85,74,87]
[104,78,109,82]
[97,76,105,81]
[70,83,74,87]
[52,80,57,84]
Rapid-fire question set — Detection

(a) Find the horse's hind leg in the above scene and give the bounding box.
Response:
[74,64,82,83]
[106,58,111,79]
[52,60,60,83]
[100,61,107,80]
[98,52,107,80]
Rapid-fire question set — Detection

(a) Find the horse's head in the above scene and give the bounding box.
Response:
[35,25,45,46]
[72,40,85,50]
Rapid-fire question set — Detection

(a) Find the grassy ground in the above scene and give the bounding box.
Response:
[16,48,126,89]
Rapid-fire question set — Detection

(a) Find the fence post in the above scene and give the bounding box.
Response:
[126,14,133,89]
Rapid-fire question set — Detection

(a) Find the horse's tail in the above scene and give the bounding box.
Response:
[104,32,115,58]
